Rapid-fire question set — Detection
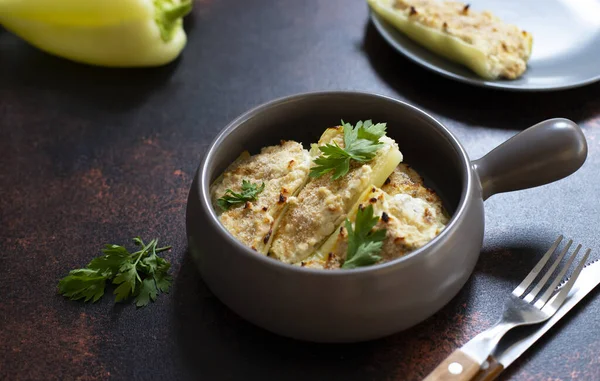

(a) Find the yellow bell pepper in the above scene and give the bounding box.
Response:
[0,0,192,67]
[0,0,154,25]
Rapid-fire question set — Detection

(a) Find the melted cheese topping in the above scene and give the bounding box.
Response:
[303,164,449,269]
[210,140,311,254]
[381,163,448,219]
[269,127,402,264]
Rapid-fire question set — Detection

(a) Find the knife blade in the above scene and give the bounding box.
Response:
[471,259,600,381]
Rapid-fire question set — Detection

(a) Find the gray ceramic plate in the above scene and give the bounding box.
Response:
[369,0,600,91]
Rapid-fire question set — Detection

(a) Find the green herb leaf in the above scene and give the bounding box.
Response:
[310,120,387,180]
[309,142,351,180]
[113,262,139,302]
[154,271,172,293]
[342,204,386,269]
[139,243,162,275]
[57,237,172,308]
[356,120,387,141]
[58,268,107,303]
[217,180,266,210]
[139,243,172,294]
[87,244,130,278]
[343,241,384,269]
[135,278,159,307]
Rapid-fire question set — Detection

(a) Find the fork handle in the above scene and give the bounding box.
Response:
[423,349,481,381]
[472,118,587,201]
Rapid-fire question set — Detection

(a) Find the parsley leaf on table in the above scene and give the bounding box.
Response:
[310,120,387,180]
[217,180,266,210]
[58,268,107,303]
[135,278,159,307]
[87,244,130,278]
[113,262,139,302]
[154,270,172,293]
[57,237,172,308]
[342,204,387,269]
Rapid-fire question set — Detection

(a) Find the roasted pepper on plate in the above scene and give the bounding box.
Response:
[0,0,193,67]
[368,0,533,80]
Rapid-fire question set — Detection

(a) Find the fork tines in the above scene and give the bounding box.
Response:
[512,235,591,313]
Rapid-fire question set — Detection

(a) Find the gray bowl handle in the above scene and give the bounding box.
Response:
[473,118,588,200]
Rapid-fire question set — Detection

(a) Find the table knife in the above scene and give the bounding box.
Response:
[469,259,600,380]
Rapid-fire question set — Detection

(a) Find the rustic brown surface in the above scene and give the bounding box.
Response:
[1,0,600,380]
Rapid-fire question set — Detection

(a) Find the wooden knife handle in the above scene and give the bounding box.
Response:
[471,356,505,381]
[423,349,481,381]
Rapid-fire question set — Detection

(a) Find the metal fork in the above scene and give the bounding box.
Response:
[459,235,591,365]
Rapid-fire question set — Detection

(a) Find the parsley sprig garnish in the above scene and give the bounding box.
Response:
[310,120,387,180]
[58,237,172,307]
[217,180,265,210]
[342,204,387,269]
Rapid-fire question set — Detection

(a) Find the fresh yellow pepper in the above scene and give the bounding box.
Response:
[0,0,192,67]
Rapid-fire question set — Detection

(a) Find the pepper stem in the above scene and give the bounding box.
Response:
[154,0,193,42]
[163,1,193,23]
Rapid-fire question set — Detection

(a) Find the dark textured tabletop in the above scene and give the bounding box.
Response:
[2,1,600,380]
